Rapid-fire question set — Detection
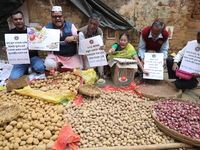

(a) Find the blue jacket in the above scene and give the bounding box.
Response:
[45,21,77,57]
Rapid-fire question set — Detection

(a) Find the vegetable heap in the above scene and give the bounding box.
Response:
[65,90,175,148]
[153,99,200,140]
[0,91,67,150]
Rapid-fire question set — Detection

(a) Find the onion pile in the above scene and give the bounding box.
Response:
[153,99,200,140]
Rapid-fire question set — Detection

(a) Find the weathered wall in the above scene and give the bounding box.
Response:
[102,0,199,55]
[24,0,200,56]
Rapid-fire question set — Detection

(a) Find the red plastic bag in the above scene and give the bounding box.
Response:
[102,82,142,98]
[74,95,84,105]
[52,124,81,150]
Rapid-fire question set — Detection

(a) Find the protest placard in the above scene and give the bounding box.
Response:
[27,28,60,51]
[143,53,164,80]
[5,34,30,64]
[180,41,200,73]
[80,35,107,67]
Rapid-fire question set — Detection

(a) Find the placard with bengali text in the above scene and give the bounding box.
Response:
[5,34,30,64]
[180,41,200,73]
[143,53,164,80]
[80,35,107,67]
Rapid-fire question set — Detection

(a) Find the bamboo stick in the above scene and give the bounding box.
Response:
[49,0,53,7]
[79,143,192,150]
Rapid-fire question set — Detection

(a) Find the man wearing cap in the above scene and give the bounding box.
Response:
[78,13,106,77]
[44,6,81,70]
[138,21,169,67]
[166,30,200,89]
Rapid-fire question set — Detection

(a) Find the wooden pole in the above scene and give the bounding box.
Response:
[49,0,54,7]
[79,143,193,150]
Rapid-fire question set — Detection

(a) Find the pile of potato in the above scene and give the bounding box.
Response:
[0,90,67,150]
[30,71,81,94]
[65,90,175,148]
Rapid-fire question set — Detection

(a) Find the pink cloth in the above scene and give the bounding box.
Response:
[71,24,78,36]
[46,52,81,69]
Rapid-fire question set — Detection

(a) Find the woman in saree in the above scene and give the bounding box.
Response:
[107,33,149,76]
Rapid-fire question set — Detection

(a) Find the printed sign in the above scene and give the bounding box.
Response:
[5,34,30,64]
[80,35,107,67]
[143,53,164,80]
[180,41,200,73]
[27,28,60,51]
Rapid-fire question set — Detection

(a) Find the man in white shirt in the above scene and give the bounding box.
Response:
[166,30,200,89]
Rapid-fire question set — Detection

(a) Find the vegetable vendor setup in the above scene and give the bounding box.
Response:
[0,57,199,149]
[0,71,199,150]
[0,68,199,149]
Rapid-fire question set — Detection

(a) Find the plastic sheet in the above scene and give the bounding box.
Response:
[52,124,81,150]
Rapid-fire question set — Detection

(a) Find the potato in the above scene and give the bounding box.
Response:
[31,112,38,120]
[34,145,46,150]
[22,124,30,131]
[5,133,12,139]
[46,140,54,149]
[50,135,58,141]
[38,124,45,130]
[13,143,19,149]
[16,122,23,129]
[20,141,26,146]
[44,130,52,139]
[56,106,65,114]
[10,121,18,126]
[26,129,32,135]
[33,138,39,145]
[37,134,43,141]
[5,125,13,132]
[21,135,29,141]
[26,137,33,144]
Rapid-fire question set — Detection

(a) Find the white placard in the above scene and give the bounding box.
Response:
[180,41,200,73]
[80,35,108,67]
[27,28,60,51]
[5,34,30,64]
[143,53,164,80]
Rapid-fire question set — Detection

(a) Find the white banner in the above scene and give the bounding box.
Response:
[143,53,164,80]
[180,41,200,73]
[27,28,60,51]
[5,34,30,64]
[80,35,107,67]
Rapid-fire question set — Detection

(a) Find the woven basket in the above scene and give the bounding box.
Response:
[0,103,22,125]
[79,84,102,97]
[152,99,200,147]
[138,80,182,100]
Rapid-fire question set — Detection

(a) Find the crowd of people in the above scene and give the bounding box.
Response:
[2,6,200,90]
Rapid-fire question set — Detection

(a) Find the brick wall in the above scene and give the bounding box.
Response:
[14,0,200,58]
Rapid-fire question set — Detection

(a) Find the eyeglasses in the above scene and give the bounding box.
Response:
[52,15,63,19]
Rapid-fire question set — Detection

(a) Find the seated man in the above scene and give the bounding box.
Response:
[44,6,81,70]
[166,30,200,89]
[78,13,106,77]
[2,10,45,79]
[138,21,169,67]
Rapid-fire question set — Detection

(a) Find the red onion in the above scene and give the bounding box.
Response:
[153,99,200,140]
